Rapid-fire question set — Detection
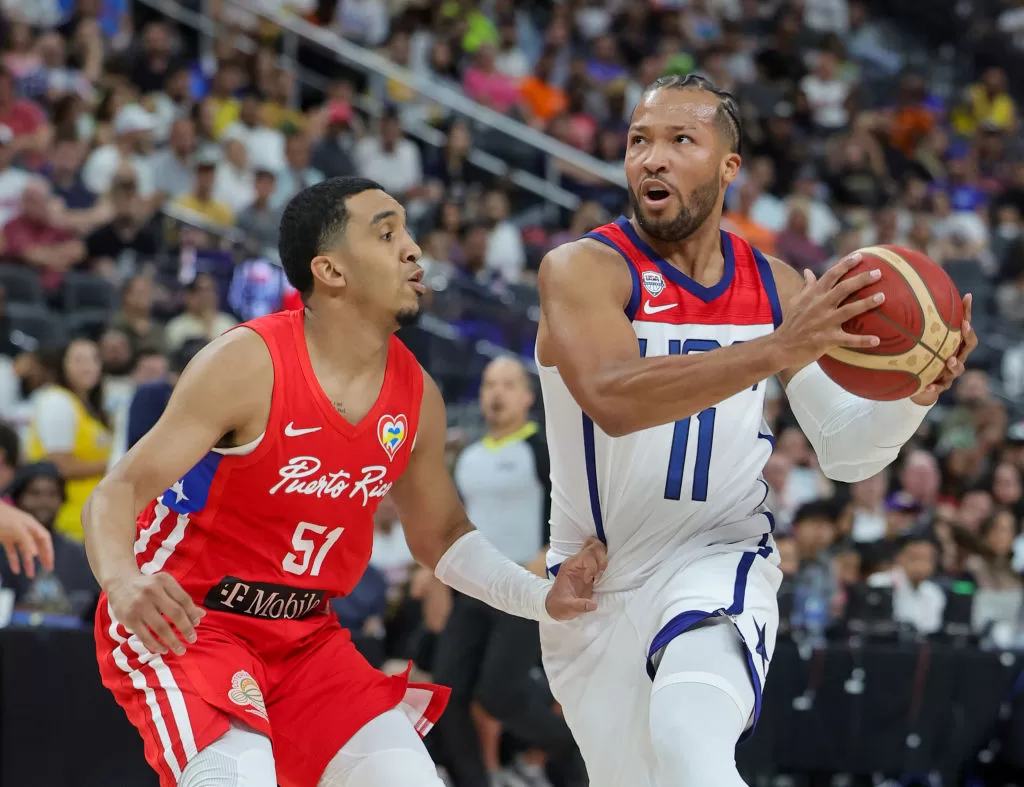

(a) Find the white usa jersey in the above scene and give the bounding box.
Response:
[538,216,783,590]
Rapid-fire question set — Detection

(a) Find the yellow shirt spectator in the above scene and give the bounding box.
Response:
[24,340,112,541]
[952,68,1018,136]
[173,193,235,228]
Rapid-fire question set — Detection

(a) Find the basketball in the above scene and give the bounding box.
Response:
[817,245,963,401]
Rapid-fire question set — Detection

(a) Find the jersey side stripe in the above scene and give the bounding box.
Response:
[583,230,642,320]
[581,414,606,544]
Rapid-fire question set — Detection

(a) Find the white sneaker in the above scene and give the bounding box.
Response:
[512,759,555,787]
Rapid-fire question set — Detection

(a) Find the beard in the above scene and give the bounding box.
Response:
[629,175,721,242]
[395,303,422,328]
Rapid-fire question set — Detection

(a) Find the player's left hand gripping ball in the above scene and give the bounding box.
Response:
[545,537,608,621]
[910,293,979,406]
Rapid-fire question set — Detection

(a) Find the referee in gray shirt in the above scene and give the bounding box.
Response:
[433,357,582,787]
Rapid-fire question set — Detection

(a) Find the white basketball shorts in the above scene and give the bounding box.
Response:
[540,531,782,787]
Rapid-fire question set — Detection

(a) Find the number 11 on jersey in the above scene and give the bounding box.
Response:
[639,338,719,502]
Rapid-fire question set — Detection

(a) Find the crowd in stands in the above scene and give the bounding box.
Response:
[0,0,1022,783]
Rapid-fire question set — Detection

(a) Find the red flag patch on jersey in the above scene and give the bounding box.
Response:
[377,414,408,460]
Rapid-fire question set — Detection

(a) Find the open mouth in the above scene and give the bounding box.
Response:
[408,268,426,294]
[642,181,672,204]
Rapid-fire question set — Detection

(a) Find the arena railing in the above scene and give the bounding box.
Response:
[136,0,626,214]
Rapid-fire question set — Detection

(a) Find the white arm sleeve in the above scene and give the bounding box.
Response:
[32,388,79,453]
[434,530,556,623]
[784,363,932,483]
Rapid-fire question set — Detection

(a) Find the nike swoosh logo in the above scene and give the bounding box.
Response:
[284,422,322,437]
[643,301,678,315]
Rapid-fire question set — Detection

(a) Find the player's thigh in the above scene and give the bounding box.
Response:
[267,625,447,787]
[650,617,755,727]
[317,709,445,787]
[96,605,269,787]
[648,543,781,732]
[540,600,657,787]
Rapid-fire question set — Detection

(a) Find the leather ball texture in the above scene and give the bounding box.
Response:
[816,245,963,401]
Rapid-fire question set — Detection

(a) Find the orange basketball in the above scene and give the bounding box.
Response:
[817,245,963,401]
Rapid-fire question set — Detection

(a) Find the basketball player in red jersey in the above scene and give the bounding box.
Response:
[83,177,607,787]
[534,75,978,787]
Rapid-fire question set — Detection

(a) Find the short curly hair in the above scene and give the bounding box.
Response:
[278,177,385,298]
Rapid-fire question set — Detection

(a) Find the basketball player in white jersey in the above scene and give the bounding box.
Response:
[535,74,978,787]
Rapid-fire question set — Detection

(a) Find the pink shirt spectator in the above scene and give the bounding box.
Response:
[463,68,521,114]
[0,99,46,169]
[2,216,78,289]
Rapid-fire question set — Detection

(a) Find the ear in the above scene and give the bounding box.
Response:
[721,152,742,186]
[310,254,347,291]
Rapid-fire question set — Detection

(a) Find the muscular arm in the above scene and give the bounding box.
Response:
[770,258,931,482]
[82,329,271,588]
[390,372,600,622]
[537,241,790,436]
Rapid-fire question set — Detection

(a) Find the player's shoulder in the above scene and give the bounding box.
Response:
[538,235,632,301]
[177,325,274,396]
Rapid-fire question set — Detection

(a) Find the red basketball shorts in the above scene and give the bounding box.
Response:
[96,600,449,787]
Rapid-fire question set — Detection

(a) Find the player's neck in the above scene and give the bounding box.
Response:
[302,302,391,375]
[632,214,725,286]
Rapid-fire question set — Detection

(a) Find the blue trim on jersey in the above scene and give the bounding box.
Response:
[757,431,776,450]
[615,217,736,303]
[738,633,764,741]
[751,247,783,328]
[159,451,223,514]
[584,231,642,320]
[547,563,562,578]
[644,533,774,739]
[726,533,773,615]
[581,414,607,544]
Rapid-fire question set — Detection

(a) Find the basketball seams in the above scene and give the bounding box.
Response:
[821,246,961,398]
[867,247,947,353]
[862,247,926,337]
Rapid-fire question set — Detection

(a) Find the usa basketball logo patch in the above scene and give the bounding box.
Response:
[228,670,268,721]
[642,271,665,297]
[378,414,408,461]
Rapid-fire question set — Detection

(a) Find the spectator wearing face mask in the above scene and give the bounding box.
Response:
[24,340,110,541]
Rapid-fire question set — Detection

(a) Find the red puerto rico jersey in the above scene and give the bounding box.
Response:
[132,309,423,643]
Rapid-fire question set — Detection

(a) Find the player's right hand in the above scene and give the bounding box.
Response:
[106,571,206,657]
[545,537,608,621]
[774,254,884,368]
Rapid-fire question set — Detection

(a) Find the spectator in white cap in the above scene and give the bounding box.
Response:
[80,104,157,199]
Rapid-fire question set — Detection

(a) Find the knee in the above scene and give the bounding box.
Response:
[648,682,745,786]
[327,750,446,787]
